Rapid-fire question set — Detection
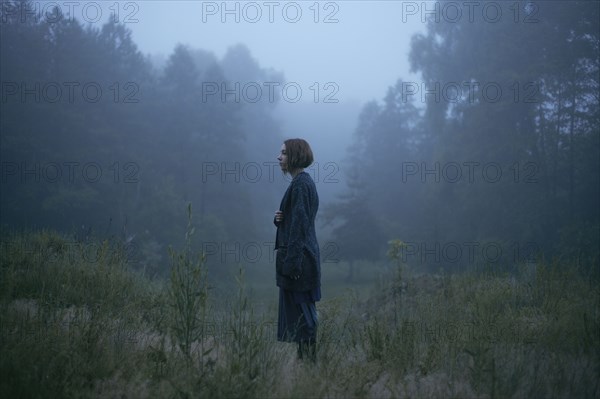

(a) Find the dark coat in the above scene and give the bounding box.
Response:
[274,172,321,292]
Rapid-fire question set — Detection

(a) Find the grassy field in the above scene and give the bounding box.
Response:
[1,229,598,398]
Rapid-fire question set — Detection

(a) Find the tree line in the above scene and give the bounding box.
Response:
[1,0,598,275]
[1,0,287,277]
[325,0,599,273]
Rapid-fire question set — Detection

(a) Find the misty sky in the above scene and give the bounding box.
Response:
[54,1,426,104]
[130,1,425,103]
[126,1,426,167]
[31,0,427,183]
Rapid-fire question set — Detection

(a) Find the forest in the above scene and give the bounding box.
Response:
[1,0,599,397]
[1,1,598,276]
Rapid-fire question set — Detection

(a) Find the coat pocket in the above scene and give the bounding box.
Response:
[277,247,304,278]
[276,248,286,275]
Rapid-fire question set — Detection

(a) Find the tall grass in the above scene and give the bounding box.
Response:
[0,228,598,398]
[167,204,209,361]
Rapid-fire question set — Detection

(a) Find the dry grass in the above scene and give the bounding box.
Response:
[1,229,598,398]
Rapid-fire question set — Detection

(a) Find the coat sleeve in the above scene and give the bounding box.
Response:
[282,180,311,277]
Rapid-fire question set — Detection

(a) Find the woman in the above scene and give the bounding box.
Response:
[274,138,321,362]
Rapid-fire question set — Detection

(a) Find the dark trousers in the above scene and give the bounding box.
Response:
[277,288,318,360]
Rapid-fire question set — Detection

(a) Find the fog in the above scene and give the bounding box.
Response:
[126,1,426,211]
[2,1,600,396]
[1,0,598,282]
[130,1,424,102]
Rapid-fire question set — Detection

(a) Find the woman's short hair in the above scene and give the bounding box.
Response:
[284,138,314,172]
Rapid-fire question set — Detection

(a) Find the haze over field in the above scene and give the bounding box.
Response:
[1,0,599,397]
[2,0,598,273]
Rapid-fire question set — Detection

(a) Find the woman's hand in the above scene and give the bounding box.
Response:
[275,210,284,223]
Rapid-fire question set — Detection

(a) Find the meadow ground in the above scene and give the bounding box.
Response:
[1,230,598,398]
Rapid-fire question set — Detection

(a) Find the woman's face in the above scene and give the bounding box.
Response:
[277,144,288,173]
